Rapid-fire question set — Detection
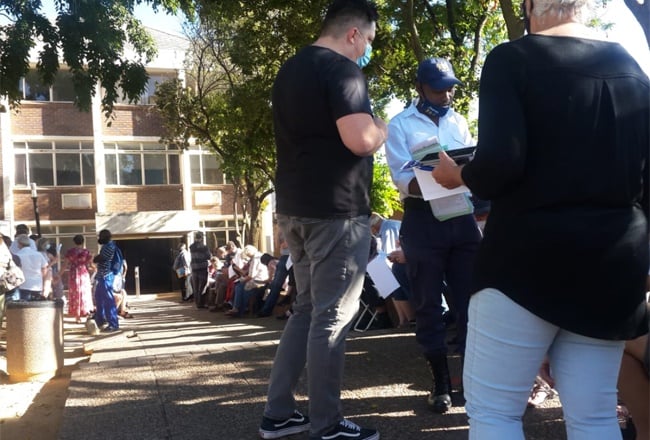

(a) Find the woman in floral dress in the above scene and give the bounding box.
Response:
[65,234,93,323]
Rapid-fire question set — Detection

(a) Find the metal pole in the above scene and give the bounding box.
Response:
[134,266,140,299]
[30,183,41,238]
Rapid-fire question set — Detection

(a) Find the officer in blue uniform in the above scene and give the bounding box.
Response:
[385,58,481,413]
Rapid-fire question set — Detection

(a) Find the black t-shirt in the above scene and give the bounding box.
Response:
[273,45,374,218]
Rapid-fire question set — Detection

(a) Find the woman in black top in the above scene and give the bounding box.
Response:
[433,0,649,438]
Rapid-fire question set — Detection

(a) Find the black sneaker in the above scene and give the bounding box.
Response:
[259,410,310,439]
[310,419,379,440]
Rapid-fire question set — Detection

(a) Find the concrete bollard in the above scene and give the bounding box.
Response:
[6,299,64,383]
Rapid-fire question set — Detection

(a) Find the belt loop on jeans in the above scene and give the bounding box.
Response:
[403,197,430,210]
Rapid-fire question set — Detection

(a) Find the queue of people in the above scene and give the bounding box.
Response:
[1,1,648,439]
[173,234,296,321]
[0,226,129,334]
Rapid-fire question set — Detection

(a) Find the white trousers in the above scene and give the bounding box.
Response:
[464,288,624,440]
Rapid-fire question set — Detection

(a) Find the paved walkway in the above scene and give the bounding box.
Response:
[54,293,565,440]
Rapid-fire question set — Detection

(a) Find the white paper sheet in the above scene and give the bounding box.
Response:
[429,194,473,220]
[366,254,401,299]
[413,167,469,201]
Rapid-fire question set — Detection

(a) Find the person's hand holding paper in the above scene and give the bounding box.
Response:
[413,167,468,200]
[432,150,465,189]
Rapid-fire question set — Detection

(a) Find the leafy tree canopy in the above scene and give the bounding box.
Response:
[154,17,278,245]
[371,159,401,217]
[1,0,646,119]
[0,0,194,116]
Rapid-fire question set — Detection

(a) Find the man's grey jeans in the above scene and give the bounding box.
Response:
[263,214,371,436]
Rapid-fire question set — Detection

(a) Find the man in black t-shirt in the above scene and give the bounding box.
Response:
[258,2,387,440]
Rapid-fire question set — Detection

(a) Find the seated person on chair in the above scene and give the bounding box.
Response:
[257,231,291,317]
[206,251,225,307]
[226,245,269,317]
[257,253,279,315]
[224,242,248,307]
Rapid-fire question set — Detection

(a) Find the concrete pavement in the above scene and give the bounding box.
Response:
[56,293,567,440]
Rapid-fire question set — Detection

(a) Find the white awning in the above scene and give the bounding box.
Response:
[95,211,200,236]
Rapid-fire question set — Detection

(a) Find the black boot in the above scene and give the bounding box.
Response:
[425,354,452,413]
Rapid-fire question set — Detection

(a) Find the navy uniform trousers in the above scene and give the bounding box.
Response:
[400,198,481,357]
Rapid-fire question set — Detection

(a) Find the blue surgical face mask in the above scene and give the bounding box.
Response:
[354,29,372,69]
[356,43,372,68]
[417,97,450,118]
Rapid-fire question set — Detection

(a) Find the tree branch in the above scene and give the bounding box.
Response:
[406,0,425,61]
[446,0,462,46]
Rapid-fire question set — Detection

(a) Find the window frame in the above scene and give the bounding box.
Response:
[188,146,226,185]
[18,69,76,103]
[13,140,95,187]
[103,142,181,186]
[104,71,178,106]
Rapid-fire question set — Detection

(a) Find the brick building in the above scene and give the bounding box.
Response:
[0,28,263,293]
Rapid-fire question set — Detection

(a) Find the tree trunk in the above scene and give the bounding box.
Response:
[499,0,525,40]
[405,0,425,61]
[248,211,263,251]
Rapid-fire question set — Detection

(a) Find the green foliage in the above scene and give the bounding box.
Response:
[370,159,402,218]
[156,0,514,243]
[154,18,278,245]
[0,0,194,117]
[156,0,649,246]
[3,0,647,121]
[373,0,507,119]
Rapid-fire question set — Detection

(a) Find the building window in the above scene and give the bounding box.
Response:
[119,154,143,185]
[15,154,27,185]
[142,73,176,105]
[189,147,225,185]
[30,153,55,185]
[14,141,95,186]
[56,154,81,185]
[81,154,95,185]
[168,154,181,184]
[109,71,177,105]
[200,219,245,251]
[56,142,94,185]
[104,142,181,186]
[105,155,118,185]
[144,154,166,184]
[52,71,76,101]
[18,70,76,102]
[14,141,95,187]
